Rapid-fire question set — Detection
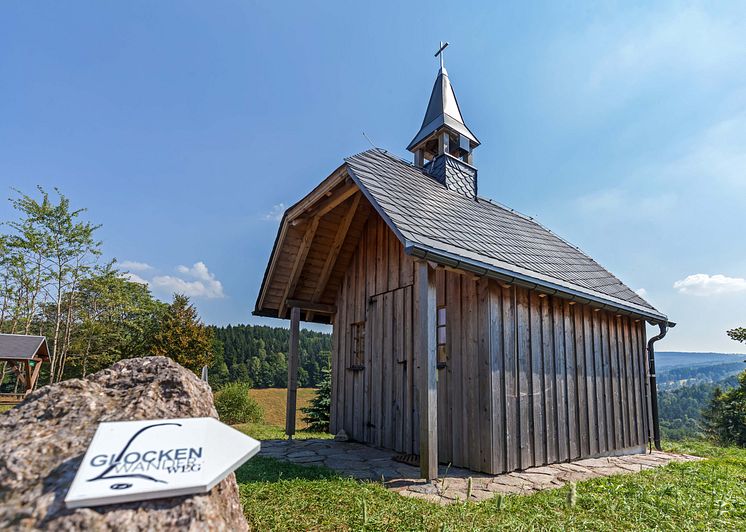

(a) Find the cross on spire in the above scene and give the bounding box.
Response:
[435,41,449,70]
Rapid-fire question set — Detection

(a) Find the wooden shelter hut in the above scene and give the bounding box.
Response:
[254,61,673,480]
[0,334,49,405]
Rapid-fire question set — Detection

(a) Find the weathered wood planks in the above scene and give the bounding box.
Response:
[414,260,438,480]
[330,211,652,478]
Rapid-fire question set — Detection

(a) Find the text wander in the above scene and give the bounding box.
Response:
[65,417,260,508]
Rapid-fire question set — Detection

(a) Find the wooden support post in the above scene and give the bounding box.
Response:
[439,131,449,156]
[285,306,301,439]
[415,260,438,480]
[415,149,425,168]
[23,361,32,392]
[28,359,43,393]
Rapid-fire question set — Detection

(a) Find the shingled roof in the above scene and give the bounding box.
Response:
[0,334,49,360]
[344,148,666,322]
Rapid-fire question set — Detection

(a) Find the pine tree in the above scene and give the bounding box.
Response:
[302,367,331,432]
[151,294,214,374]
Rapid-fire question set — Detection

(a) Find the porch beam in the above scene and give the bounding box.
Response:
[278,216,321,318]
[23,361,31,392]
[285,299,336,315]
[414,260,438,480]
[28,359,43,393]
[311,192,361,305]
[285,306,301,439]
[290,182,358,223]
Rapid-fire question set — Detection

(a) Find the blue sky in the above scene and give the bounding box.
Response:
[1,1,744,353]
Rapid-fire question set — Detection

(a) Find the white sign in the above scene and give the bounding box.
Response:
[65,417,260,508]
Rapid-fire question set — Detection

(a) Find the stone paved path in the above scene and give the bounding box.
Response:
[260,439,701,504]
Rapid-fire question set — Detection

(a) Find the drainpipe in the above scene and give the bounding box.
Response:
[647,322,673,451]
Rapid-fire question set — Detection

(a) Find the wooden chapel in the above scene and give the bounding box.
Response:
[254,53,672,480]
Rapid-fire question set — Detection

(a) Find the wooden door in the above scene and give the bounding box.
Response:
[367,285,414,453]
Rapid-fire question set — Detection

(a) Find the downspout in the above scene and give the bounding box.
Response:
[647,322,673,451]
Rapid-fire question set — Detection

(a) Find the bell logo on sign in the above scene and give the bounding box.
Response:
[65,417,260,508]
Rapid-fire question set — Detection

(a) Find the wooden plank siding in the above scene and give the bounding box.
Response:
[331,211,651,475]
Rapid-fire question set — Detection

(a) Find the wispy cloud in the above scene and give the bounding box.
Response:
[661,113,746,190]
[586,7,746,95]
[119,260,153,272]
[122,272,150,286]
[263,203,286,222]
[634,288,648,298]
[151,261,225,299]
[544,5,746,120]
[576,188,676,221]
[673,273,746,296]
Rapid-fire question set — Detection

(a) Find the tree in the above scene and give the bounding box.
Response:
[301,367,331,432]
[1,187,102,382]
[63,266,166,377]
[702,371,746,446]
[207,336,230,389]
[151,294,214,373]
[727,328,746,344]
[702,328,746,446]
[210,324,331,388]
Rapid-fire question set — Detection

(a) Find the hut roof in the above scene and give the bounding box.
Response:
[254,148,668,324]
[344,149,665,322]
[0,334,50,360]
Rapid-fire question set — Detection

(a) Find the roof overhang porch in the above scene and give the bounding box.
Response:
[253,165,373,324]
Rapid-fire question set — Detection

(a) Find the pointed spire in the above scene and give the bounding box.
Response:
[406,65,480,153]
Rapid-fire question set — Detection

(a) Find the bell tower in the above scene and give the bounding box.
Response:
[407,42,480,199]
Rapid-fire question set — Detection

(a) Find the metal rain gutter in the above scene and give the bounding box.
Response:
[405,242,670,324]
[647,322,673,451]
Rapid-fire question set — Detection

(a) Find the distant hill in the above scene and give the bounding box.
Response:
[655,352,746,392]
[655,351,746,369]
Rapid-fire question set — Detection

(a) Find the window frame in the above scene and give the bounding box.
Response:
[350,321,366,369]
[436,305,447,368]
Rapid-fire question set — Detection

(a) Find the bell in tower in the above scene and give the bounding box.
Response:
[407,43,481,199]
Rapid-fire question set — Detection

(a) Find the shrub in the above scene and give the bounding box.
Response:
[214,382,264,425]
[302,367,331,432]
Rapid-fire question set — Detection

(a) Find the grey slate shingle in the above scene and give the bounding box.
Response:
[344,148,661,317]
[0,334,49,360]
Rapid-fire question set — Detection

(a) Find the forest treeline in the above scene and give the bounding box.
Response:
[659,374,739,440]
[208,324,331,389]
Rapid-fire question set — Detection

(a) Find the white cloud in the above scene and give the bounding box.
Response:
[119,260,153,272]
[122,272,150,286]
[263,203,286,222]
[673,273,746,296]
[587,7,746,94]
[634,288,648,298]
[543,5,746,120]
[151,261,225,299]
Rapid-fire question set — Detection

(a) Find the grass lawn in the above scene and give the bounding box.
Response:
[248,387,317,430]
[236,434,746,531]
[236,422,332,441]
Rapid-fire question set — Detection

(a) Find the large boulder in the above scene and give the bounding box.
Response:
[0,356,248,531]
